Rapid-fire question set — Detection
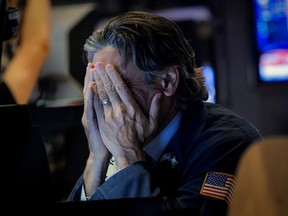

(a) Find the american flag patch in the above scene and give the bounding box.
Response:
[200,171,236,205]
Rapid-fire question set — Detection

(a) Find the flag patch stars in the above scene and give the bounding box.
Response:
[200,171,236,205]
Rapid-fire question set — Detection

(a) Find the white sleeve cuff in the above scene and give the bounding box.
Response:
[80,184,90,201]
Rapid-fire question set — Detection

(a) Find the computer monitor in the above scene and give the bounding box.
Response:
[252,0,288,83]
[0,104,55,208]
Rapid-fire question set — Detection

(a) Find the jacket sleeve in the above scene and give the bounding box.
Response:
[67,161,158,201]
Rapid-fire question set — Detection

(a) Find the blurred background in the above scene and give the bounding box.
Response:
[1,0,288,201]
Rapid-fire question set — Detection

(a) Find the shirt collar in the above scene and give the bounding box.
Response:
[143,112,182,162]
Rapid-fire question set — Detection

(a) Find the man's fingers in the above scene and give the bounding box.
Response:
[83,63,95,94]
[92,62,113,116]
[94,63,109,101]
[105,64,136,107]
[82,82,96,127]
[148,93,162,130]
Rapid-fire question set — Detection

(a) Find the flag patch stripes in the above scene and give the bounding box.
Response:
[200,171,236,205]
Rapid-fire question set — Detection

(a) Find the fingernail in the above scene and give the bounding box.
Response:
[88,62,95,67]
[95,62,103,69]
[105,64,113,72]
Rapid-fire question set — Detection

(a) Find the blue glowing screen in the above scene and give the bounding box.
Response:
[253,0,288,82]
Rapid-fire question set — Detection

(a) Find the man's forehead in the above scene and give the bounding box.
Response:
[92,46,120,65]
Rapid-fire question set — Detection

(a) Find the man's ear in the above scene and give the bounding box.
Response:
[159,67,179,96]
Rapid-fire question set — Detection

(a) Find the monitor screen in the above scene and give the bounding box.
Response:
[203,64,216,103]
[253,0,288,82]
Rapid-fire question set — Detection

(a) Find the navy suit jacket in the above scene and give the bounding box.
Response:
[67,102,262,215]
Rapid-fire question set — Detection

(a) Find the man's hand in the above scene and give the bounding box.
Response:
[92,62,162,170]
[82,63,110,159]
[82,63,111,197]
